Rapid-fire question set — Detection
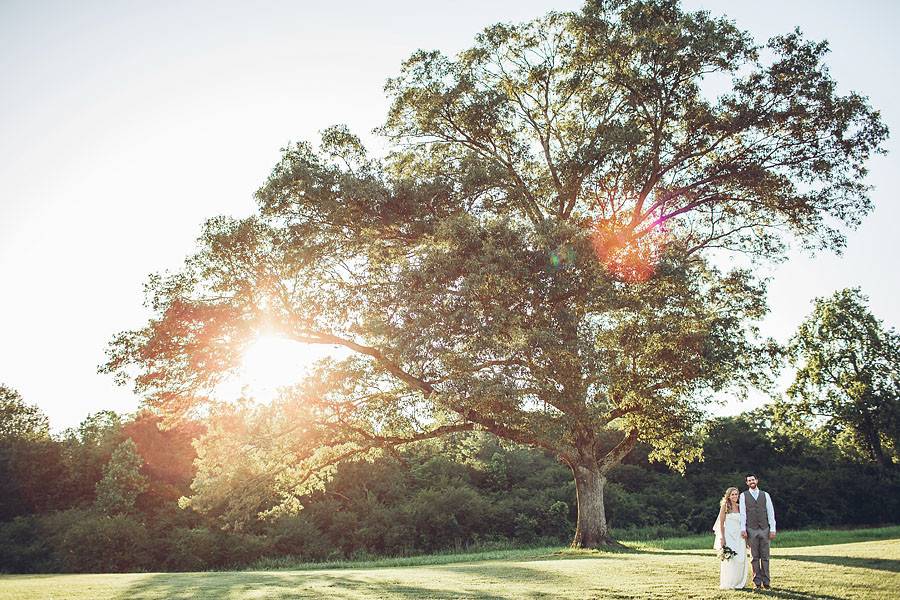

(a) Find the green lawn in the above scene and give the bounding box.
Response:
[2,528,898,599]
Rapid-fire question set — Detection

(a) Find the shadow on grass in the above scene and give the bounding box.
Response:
[643,549,900,573]
[114,572,490,599]
[643,551,717,558]
[545,547,640,560]
[742,589,847,600]
[113,563,582,600]
[782,554,899,573]
[443,561,585,581]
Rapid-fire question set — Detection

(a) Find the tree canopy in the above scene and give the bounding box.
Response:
[784,288,899,468]
[103,0,887,546]
[95,438,149,516]
[0,384,49,441]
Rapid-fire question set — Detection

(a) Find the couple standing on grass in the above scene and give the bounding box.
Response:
[714,474,777,591]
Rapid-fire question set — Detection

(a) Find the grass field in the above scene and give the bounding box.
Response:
[1,527,897,599]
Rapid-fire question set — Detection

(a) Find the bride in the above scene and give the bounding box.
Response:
[714,486,748,589]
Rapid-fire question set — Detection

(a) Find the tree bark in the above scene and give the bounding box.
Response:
[570,462,622,548]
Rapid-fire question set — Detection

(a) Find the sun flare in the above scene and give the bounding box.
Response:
[238,334,330,402]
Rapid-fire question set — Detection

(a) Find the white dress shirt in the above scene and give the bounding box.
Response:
[739,489,776,533]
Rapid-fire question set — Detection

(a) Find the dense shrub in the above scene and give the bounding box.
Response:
[0,516,53,573]
[269,516,333,561]
[46,510,151,572]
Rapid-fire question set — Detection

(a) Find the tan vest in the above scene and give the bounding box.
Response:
[744,489,769,531]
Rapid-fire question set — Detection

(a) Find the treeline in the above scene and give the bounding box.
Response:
[1,385,897,573]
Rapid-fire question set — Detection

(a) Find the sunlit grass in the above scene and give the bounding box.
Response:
[248,545,562,571]
[245,525,900,570]
[629,525,900,551]
[1,527,897,599]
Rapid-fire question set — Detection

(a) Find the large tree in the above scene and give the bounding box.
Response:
[103,0,886,546]
[784,288,899,469]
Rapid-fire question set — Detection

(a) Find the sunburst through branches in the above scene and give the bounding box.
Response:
[590,214,669,283]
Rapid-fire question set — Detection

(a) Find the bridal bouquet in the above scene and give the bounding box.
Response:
[717,545,737,561]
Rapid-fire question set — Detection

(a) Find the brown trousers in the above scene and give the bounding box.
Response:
[747,528,771,586]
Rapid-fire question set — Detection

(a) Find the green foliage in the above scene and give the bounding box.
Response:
[785,288,900,468]
[149,527,271,571]
[0,515,55,573]
[0,510,153,573]
[95,439,149,516]
[123,412,203,514]
[1,413,899,574]
[59,411,125,507]
[0,385,66,520]
[0,384,49,439]
[51,510,152,572]
[269,516,334,562]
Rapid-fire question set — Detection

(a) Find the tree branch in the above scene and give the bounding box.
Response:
[598,429,639,473]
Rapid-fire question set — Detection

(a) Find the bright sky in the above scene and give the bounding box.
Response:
[1,1,898,431]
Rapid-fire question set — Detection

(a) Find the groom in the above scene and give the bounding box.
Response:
[740,473,777,590]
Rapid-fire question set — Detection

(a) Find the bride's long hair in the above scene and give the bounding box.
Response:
[720,486,740,513]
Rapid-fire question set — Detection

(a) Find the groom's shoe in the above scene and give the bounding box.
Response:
[763,583,771,590]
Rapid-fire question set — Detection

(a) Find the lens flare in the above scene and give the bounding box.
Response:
[590,216,667,283]
[549,245,577,269]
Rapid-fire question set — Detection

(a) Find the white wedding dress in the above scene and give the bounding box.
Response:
[714,512,748,589]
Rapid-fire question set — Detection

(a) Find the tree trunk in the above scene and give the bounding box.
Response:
[570,463,622,548]
[860,406,890,469]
